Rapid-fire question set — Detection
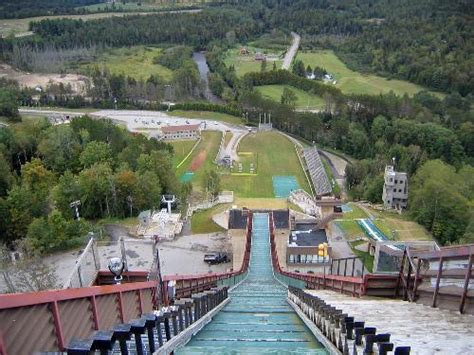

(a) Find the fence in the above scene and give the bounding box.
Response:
[397,244,474,314]
[63,238,156,289]
[63,237,101,289]
[329,256,366,278]
[0,280,158,354]
[373,241,438,274]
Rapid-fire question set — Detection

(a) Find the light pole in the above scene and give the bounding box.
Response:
[108,257,125,284]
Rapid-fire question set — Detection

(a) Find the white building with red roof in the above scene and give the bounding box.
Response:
[160,123,201,140]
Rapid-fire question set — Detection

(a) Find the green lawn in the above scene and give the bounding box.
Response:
[168,110,243,125]
[176,131,222,192]
[296,50,443,97]
[79,46,173,81]
[223,47,284,77]
[335,220,365,240]
[220,131,311,197]
[169,139,198,168]
[256,85,325,110]
[191,204,229,234]
[342,203,369,219]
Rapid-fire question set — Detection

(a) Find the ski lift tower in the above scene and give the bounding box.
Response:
[70,200,81,220]
[161,194,176,214]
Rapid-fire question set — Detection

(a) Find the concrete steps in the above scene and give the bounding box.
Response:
[307,290,474,354]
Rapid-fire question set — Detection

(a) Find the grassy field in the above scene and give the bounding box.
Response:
[335,220,365,240]
[296,50,443,97]
[335,202,432,242]
[256,85,325,110]
[191,203,229,234]
[176,131,222,191]
[169,139,198,168]
[0,12,158,37]
[80,46,173,81]
[220,131,311,197]
[234,197,289,210]
[223,47,284,77]
[168,110,243,125]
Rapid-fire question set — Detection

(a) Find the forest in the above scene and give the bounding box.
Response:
[0,116,188,254]
[0,0,102,19]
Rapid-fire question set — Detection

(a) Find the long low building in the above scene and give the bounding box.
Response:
[160,123,201,140]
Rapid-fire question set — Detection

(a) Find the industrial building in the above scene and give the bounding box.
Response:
[286,220,329,265]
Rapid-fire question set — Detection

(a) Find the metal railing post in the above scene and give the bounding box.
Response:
[460,254,473,313]
[432,257,444,308]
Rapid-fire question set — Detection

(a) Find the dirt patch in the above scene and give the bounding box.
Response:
[0,63,90,95]
[189,150,207,171]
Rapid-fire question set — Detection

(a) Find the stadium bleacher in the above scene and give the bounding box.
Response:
[303,147,332,196]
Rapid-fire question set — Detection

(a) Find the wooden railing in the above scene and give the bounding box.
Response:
[396,244,474,314]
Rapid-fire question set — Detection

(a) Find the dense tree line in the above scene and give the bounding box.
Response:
[3,8,261,51]
[0,117,188,254]
[0,0,102,19]
[258,0,473,96]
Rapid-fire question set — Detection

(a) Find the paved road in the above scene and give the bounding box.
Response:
[282,32,301,70]
[19,108,248,163]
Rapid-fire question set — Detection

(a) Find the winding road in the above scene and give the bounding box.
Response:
[282,32,301,70]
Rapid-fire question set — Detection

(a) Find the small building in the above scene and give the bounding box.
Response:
[240,47,249,55]
[382,165,408,210]
[254,52,266,61]
[160,124,200,141]
[286,221,329,265]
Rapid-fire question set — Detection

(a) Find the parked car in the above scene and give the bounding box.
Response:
[204,252,230,265]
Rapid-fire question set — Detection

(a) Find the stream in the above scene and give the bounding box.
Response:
[192,52,223,104]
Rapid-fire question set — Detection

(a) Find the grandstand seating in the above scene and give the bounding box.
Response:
[303,147,332,196]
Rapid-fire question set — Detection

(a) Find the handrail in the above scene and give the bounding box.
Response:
[329,256,365,278]
[269,212,366,297]
[0,280,157,310]
[161,211,253,299]
[397,244,474,313]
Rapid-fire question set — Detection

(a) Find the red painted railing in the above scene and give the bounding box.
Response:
[0,281,157,355]
[163,211,253,299]
[0,213,254,355]
[269,212,396,297]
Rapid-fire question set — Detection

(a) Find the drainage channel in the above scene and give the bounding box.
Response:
[176,212,328,354]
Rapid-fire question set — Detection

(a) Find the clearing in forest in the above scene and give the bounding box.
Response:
[296,50,443,97]
[79,46,173,81]
[223,46,284,77]
[256,84,325,110]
